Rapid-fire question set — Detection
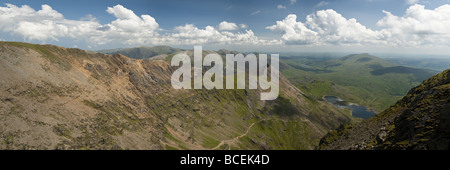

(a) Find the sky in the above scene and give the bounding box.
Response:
[1,0,450,55]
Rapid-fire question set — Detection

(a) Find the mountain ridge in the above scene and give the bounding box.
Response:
[0,41,353,150]
[98,46,183,59]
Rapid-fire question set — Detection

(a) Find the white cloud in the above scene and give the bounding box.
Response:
[168,21,275,45]
[377,4,450,46]
[0,4,85,41]
[277,5,286,9]
[170,24,280,45]
[266,14,318,45]
[172,24,218,40]
[267,10,381,45]
[306,9,381,45]
[406,0,419,5]
[268,4,450,47]
[251,10,261,15]
[316,1,330,7]
[106,4,159,33]
[218,21,238,31]
[0,4,278,47]
[290,0,297,5]
[0,4,161,45]
[3,3,450,50]
[14,21,68,41]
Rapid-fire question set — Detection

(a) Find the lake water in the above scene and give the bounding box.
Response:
[324,96,376,119]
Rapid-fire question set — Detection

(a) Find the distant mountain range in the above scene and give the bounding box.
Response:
[280,53,438,112]
[98,46,183,59]
[385,57,450,71]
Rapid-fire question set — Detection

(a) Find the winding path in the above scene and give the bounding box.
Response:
[211,117,314,150]
[212,120,262,150]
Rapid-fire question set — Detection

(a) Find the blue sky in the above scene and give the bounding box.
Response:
[1,0,450,55]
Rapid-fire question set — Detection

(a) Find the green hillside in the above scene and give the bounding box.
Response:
[319,69,450,150]
[281,53,438,112]
[0,41,355,150]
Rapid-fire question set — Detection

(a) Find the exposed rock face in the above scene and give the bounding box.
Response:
[0,42,353,150]
[319,69,450,150]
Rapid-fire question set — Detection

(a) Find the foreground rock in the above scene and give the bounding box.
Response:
[319,69,450,150]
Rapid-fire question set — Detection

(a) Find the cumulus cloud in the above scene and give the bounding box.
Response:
[0,4,160,45]
[218,21,238,31]
[377,4,450,46]
[239,24,248,29]
[267,10,380,45]
[268,4,450,47]
[277,5,286,9]
[266,14,318,45]
[3,3,449,50]
[290,0,297,5]
[305,9,381,45]
[166,22,280,46]
[0,4,94,41]
[0,4,277,47]
[170,24,280,45]
[106,5,159,33]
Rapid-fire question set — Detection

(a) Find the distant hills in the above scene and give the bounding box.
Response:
[319,69,450,150]
[386,57,450,71]
[98,46,183,59]
[281,53,438,112]
[370,65,436,81]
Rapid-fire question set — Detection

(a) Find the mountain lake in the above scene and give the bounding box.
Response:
[324,96,376,119]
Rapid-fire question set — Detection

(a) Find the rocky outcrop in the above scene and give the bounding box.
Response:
[318,69,450,150]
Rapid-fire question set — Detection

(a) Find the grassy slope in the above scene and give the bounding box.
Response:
[0,41,354,150]
[318,69,450,150]
[281,53,438,112]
